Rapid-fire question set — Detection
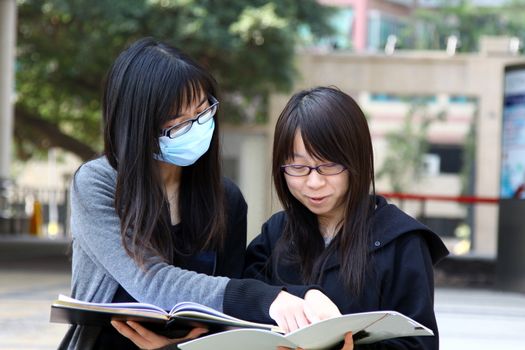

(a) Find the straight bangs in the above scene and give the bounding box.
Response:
[297,96,353,168]
[298,88,374,197]
[158,60,218,129]
[274,88,372,194]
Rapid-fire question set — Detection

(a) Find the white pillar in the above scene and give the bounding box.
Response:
[470,58,505,257]
[239,134,268,243]
[0,0,17,179]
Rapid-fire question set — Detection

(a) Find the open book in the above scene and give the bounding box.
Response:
[178,310,434,350]
[51,295,433,348]
[50,295,279,337]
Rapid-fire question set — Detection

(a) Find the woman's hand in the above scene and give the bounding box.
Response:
[111,320,208,350]
[339,332,354,350]
[269,289,341,333]
[303,289,341,323]
[269,291,311,333]
[276,331,354,350]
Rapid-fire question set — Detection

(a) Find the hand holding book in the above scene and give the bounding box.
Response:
[276,332,355,350]
[111,320,208,350]
[303,289,342,323]
[269,290,341,333]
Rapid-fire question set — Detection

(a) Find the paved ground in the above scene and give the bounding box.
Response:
[435,288,525,349]
[1,266,525,349]
[0,268,70,349]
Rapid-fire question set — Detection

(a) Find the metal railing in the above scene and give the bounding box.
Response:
[379,192,499,255]
[0,179,70,239]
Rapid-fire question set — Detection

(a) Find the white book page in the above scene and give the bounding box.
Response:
[358,311,434,344]
[178,329,295,350]
[169,302,277,330]
[170,302,241,321]
[177,311,434,350]
[56,294,167,314]
[285,312,385,349]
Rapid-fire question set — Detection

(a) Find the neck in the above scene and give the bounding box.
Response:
[158,161,182,225]
[158,161,182,191]
[318,210,344,239]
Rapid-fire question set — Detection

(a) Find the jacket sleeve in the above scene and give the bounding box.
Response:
[371,232,440,350]
[243,218,320,300]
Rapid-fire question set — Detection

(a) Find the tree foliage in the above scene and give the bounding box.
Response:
[15,0,334,160]
[411,0,525,52]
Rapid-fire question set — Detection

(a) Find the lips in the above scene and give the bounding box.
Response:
[306,195,328,204]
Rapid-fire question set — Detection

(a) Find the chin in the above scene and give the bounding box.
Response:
[304,206,329,216]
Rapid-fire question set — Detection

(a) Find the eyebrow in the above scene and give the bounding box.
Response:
[291,153,329,163]
[292,153,306,159]
[171,96,208,118]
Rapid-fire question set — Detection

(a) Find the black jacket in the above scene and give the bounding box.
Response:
[244,195,449,350]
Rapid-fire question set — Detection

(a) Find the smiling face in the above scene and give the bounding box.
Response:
[284,131,349,228]
[272,87,375,239]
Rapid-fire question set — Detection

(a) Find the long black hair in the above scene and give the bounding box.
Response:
[272,86,376,296]
[102,37,226,266]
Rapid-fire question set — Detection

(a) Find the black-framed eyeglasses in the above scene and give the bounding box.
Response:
[160,96,219,139]
[281,163,347,177]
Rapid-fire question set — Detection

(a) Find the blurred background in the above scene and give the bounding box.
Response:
[1,0,525,349]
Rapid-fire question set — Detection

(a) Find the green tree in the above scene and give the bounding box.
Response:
[15,0,334,160]
[411,0,525,52]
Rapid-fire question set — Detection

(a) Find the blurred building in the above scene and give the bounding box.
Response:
[7,37,524,263]
[317,0,509,52]
[220,37,524,261]
[2,0,523,268]
[318,0,416,52]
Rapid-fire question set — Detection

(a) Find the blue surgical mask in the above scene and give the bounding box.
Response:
[154,118,215,166]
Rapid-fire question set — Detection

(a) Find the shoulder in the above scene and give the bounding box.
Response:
[265,211,287,227]
[371,195,449,264]
[222,177,247,213]
[72,156,116,200]
[259,211,287,243]
[246,211,287,257]
[74,156,116,186]
[247,211,287,249]
[222,177,244,201]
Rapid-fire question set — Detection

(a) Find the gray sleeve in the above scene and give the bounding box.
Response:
[70,159,229,311]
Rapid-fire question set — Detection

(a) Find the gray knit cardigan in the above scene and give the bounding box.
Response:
[58,157,230,349]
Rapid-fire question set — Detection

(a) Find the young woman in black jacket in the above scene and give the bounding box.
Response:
[244,86,449,350]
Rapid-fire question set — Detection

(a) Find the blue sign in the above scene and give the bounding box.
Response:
[501,64,525,199]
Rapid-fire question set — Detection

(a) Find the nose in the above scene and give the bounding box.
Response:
[305,170,326,189]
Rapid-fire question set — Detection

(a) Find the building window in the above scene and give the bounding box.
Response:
[426,144,464,174]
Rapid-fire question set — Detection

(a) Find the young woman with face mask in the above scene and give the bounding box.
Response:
[244,86,449,350]
[58,39,340,350]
